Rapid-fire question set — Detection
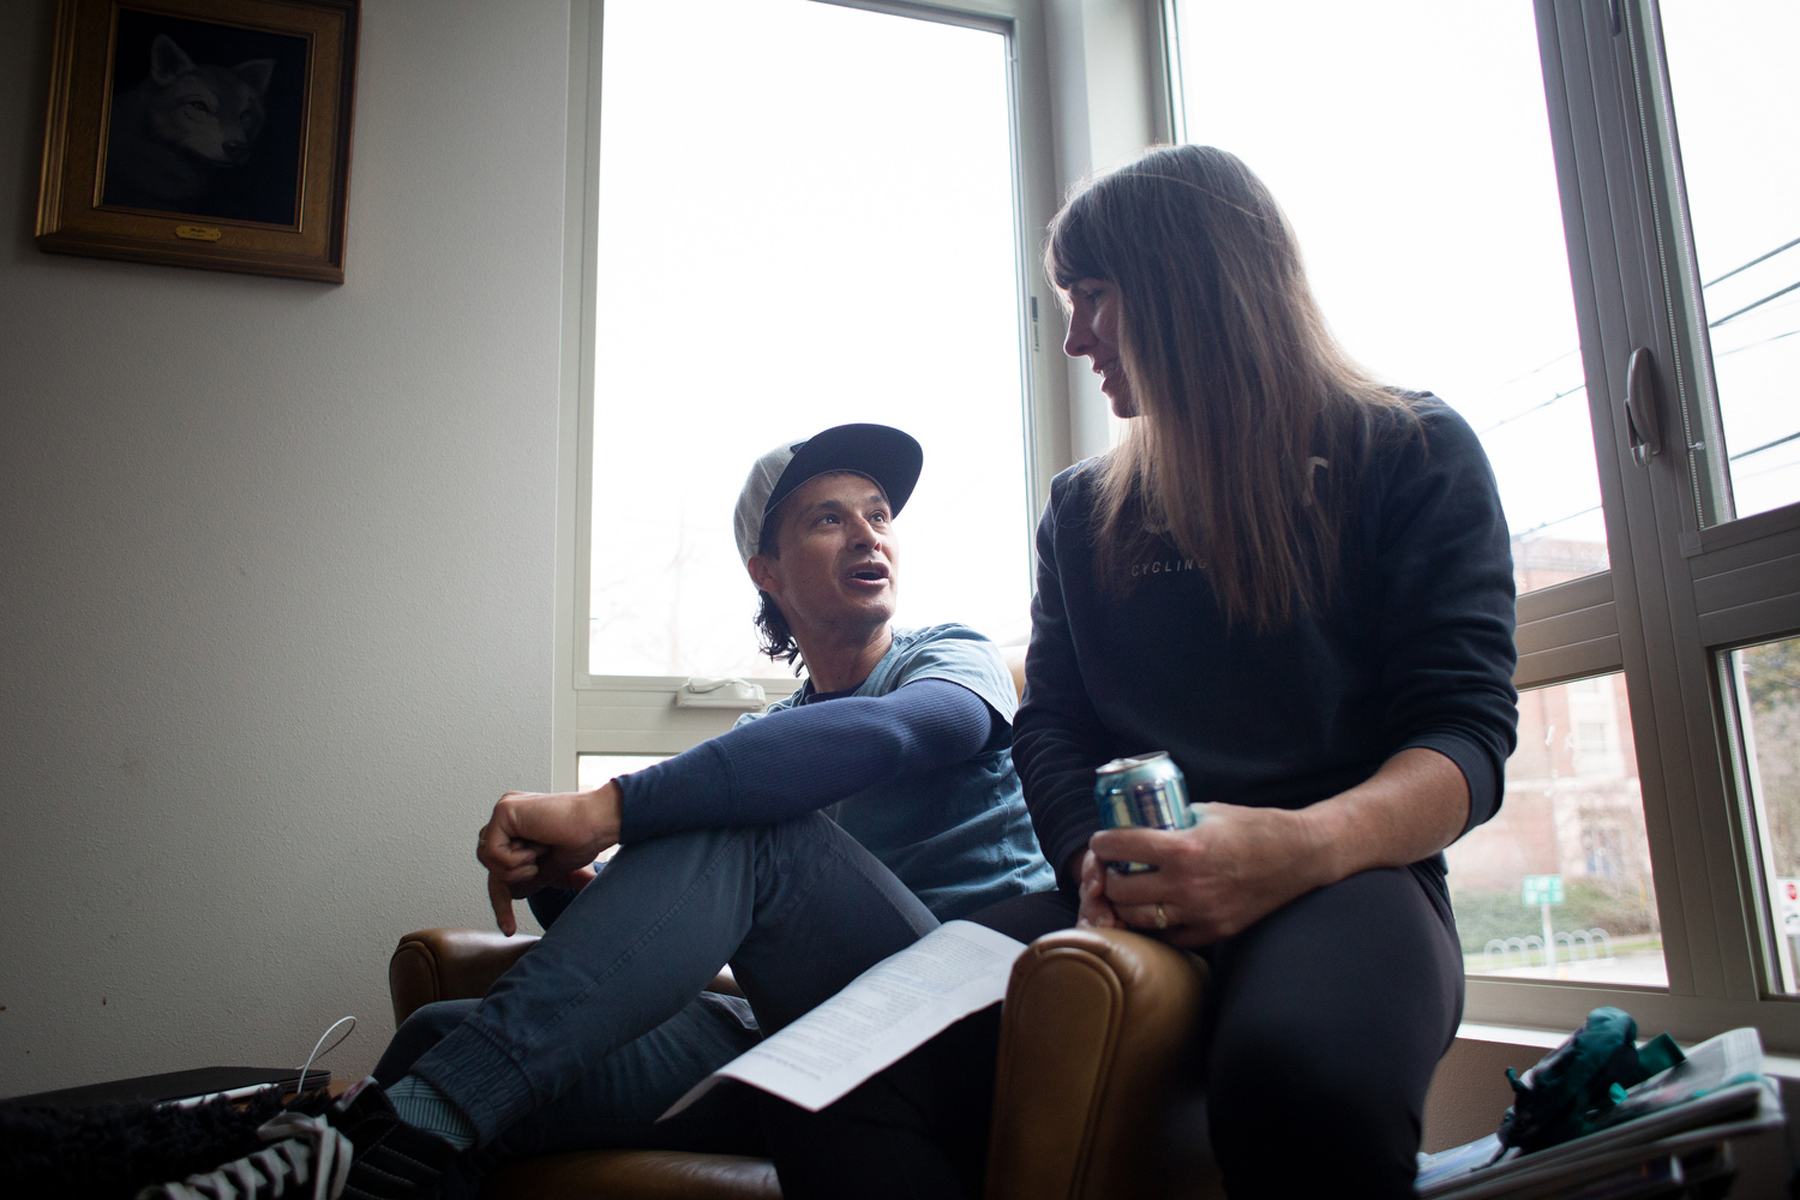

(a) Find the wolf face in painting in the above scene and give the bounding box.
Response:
[103,34,276,213]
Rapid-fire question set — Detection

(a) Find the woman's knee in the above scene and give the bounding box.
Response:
[1197,871,1461,1195]
[1204,1031,1422,1198]
[1207,1017,1417,1132]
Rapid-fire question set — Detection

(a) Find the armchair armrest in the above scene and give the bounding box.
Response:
[984,926,1217,1200]
[390,928,538,1025]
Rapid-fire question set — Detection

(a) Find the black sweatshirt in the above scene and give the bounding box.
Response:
[1015,398,1519,894]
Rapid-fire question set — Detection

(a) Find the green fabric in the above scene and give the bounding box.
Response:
[1493,1007,1688,1155]
[1636,1032,1684,1077]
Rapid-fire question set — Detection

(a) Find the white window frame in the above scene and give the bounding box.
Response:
[1454,0,1800,1051]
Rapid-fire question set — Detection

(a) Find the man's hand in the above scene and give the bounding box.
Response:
[477,782,623,935]
[1088,803,1328,948]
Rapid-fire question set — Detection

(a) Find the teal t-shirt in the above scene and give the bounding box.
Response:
[749,624,1054,919]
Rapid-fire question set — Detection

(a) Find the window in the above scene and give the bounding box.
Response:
[576,754,668,793]
[1534,0,1800,1044]
[1450,673,1662,986]
[1169,0,1605,589]
[1728,636,1800,993]
[576,753,669,863]
[554,0,1071,778]
[1652,3,1800,521]
[1170,0,1800,1046]
[586,0,1034,682]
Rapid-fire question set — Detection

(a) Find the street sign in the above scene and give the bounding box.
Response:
[1779,878,1800,936]
[1522,874,1565,906]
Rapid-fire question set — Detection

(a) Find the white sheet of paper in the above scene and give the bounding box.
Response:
[659,919,1026,1119]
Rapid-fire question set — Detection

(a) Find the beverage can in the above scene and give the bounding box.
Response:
[1093,751,1194,874]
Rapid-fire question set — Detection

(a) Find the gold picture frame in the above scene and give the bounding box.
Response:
[35,0,359,283]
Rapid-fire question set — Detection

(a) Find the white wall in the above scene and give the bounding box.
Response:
[0,0,572,1094]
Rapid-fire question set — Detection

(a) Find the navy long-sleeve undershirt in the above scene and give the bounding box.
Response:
[618,677,1001,844]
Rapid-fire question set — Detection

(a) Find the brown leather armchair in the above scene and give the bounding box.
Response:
[388,923,1220,1199]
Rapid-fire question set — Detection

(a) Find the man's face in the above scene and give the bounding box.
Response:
[748,471,898,640]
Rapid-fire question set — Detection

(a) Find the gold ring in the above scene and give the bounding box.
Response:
[1154,903,1169,930]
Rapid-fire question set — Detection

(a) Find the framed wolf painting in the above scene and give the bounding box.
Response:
[36,0,359,283]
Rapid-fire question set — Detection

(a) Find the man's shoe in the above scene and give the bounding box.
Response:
[328,1079,459,1200]
[135,1108,352,1199]
[136,1079,458,1200]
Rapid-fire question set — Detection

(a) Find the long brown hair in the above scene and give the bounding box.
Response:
[1046,145,1416,630]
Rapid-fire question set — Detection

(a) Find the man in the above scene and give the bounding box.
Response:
[144,423,1050,1200]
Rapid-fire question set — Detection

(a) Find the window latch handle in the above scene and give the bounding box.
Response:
[676,677,767,711]
[1625,346,1663,466]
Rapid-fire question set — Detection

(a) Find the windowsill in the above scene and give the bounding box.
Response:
[1456,1020,1575,1051]
[1457,1021,1800,1081]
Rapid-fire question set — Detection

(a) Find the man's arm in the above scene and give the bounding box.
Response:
[478,787,620,934]
[619,677,999,841]
[477,678,998,933]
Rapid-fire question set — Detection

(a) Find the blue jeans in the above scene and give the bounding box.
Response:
[380,812,938,1195]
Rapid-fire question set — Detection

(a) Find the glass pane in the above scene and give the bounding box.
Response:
[1171,2,1605,594]
[1446,674,1666,986]
[589,0,1029,678]
[576,754,669,863]
[576,754,669,793]
[1725,637,1800,994]
[1656,1,1800,522]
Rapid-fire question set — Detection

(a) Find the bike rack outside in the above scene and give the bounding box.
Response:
[1483,928,1614,969]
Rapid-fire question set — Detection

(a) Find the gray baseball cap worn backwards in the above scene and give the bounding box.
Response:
[733,423,924,566]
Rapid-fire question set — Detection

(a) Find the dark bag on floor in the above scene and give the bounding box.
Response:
[0,1092,283,1200]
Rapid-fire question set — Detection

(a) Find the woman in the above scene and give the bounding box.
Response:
[1016,144,1518,1196]
[764,147,1517,1200]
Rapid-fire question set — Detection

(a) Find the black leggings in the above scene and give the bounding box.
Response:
[764,865,1463,1199]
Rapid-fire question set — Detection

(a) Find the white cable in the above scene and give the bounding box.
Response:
[297,1015,356,1095]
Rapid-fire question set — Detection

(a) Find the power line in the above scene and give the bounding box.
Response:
[1731,428,1800,463]
[1455,240,1793,440]
[1709,280,1800,330]
[1488,346,1583,393]
[1513,504,1603,539]
[1732,455,1800,485]
[1474,382,1588,436]
[1473,274,1793,434]
[1703,236,1800,290]
[1713,327,1797,361]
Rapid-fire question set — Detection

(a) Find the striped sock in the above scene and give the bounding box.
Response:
[384,1075,477,1150]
